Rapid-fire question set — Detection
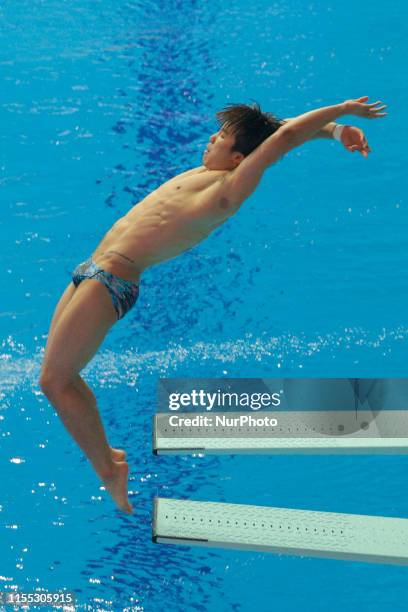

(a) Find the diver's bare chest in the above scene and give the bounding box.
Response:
[119,167,230,221]
[154,166,228,199]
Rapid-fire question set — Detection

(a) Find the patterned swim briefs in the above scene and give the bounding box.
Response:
[71,256,140,320]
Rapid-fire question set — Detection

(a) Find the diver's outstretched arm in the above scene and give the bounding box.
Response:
[284,116,375,158]
[281,96,386,147]
[282,117,337,140]
[223,96,387,204]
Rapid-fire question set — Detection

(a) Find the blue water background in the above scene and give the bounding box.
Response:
[1,0,407,610]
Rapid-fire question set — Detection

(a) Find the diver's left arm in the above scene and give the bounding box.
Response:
[283,118,371,157]
[283,118,336,140]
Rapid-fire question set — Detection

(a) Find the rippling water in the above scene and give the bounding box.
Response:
[1,0,407,610]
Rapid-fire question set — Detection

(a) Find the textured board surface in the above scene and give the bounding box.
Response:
[153,498,408,565]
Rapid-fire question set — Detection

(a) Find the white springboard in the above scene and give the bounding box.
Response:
[153,497,408,565]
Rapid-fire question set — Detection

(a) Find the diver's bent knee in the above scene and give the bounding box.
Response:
[39,369,74,398]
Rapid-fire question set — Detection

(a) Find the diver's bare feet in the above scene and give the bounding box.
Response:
[102,461,133,514]
[111,447,126,462]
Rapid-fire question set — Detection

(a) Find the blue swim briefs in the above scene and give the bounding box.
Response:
[71,256,140,320]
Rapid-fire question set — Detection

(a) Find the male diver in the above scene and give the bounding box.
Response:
[39,95,387,513]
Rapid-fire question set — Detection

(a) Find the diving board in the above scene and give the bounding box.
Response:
[153,411,408,454]
[153,497,408,565]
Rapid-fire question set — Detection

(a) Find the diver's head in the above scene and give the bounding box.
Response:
[203,101,284,170]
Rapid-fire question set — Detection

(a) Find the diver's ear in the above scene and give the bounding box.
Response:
[232,151,245,167]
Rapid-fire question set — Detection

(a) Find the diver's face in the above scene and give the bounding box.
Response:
[203,125,244,170]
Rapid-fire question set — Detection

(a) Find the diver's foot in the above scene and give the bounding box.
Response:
[111,447,126,462]
[102,461,133,514]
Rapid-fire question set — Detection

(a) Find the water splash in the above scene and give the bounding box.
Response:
[0,326,406,404]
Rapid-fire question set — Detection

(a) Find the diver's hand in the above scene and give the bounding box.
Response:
[341,125,371,158]
[343,96,387,119]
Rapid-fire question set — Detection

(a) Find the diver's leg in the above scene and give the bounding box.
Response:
[43,283,127,463]
[73,374,126,462]
[44,282,77,346]
[39,278,132,514]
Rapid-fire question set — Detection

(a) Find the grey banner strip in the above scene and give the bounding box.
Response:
[155,410,408,439]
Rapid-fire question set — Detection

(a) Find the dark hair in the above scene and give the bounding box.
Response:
[215,101,285,157]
